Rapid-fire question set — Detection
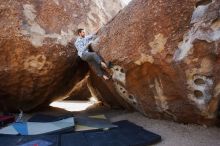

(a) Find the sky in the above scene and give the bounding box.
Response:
[122,0,132,5]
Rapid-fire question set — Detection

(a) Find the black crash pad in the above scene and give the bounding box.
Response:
[0,135,59,146]
[60,120,161,146]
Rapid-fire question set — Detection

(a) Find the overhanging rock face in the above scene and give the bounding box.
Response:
[0,0,125,111]
[92,0,220,125]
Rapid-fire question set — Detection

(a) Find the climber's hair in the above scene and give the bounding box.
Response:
[77,28,84,35]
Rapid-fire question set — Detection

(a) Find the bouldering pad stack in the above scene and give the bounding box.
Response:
[0,114,161,146]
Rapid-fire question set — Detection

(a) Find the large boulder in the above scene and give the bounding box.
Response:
[0,0,125,112]
[92,0,220,125]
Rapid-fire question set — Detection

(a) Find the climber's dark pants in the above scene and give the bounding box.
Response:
[81,51,104,77]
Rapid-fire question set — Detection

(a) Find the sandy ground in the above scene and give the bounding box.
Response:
[1,105,220,146]
[109,112,220,146]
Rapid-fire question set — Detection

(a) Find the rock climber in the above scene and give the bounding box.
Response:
[74,28,111,80]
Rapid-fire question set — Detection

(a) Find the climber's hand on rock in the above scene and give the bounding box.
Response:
[94,27,100,35]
